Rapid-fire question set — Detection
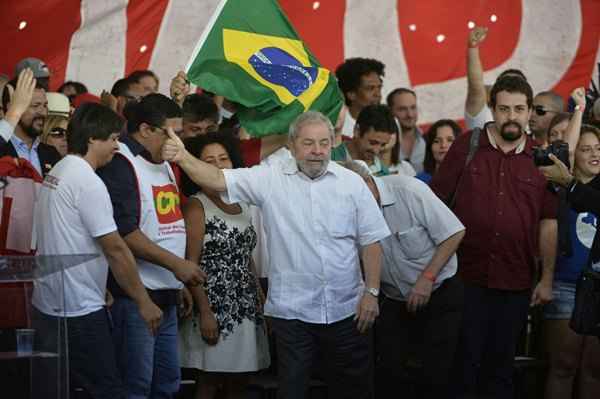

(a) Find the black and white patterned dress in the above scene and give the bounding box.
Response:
[178,193,270,372]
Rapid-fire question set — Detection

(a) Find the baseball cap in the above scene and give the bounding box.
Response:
[46,92,70,118]
[14,57,50,79]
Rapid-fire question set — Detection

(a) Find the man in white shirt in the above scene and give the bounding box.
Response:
[33,103,162,399]
[162,111,391,399]
[343,162,466,399]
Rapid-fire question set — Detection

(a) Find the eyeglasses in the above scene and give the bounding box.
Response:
[49,127,67,138]
[533,105,557,116]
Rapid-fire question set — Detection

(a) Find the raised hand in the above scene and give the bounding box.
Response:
[5,68,37,126]
[468,26,488,48]
[170,71,190,107]
[162,126,186,162]
[571,87,586,109]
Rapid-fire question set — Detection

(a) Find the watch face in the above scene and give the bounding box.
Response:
[368,288,379,297]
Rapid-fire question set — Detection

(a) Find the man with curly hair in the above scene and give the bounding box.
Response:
[335,57,385,139]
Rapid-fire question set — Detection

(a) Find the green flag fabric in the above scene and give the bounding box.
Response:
[186,0,343,137]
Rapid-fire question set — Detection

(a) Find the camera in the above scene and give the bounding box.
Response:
[533,140,570,169]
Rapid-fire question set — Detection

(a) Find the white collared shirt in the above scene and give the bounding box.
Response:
[223,158,391,324]
[375,174,465,300]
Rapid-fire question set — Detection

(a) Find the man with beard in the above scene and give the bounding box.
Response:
[161,111,390,399]
[1,74,60,176]
[430,76,558,399]
[386,88,426,173]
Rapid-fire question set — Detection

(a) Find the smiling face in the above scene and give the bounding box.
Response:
[355,129,392,162]
[18,88,48,139]
[574,132,600,183]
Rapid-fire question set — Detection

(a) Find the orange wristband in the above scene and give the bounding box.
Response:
[422,271,436,282]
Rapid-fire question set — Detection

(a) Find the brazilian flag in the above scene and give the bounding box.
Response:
[185,0,343,137]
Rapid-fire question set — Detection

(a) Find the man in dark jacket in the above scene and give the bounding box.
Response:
[1,73,60,176]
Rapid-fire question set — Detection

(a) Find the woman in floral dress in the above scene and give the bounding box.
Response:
[178,131,269,399]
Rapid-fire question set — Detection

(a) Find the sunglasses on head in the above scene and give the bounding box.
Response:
[49,127,67,138]
[533,105,557,116]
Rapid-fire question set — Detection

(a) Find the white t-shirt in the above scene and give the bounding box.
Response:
[32,155,117,317]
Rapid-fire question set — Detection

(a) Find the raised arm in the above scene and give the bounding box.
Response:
[564,87,586,167]
[3,68,36,136]
[465,26,489,117]
[162,127,227,191]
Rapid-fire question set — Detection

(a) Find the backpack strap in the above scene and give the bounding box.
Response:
[448,127,482,208]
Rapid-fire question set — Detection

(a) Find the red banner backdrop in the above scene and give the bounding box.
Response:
[1,0,599,124]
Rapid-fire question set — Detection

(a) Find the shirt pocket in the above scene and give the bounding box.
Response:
[394,226,434,260]
[328,198,356,238]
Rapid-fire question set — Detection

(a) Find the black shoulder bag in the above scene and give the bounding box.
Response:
[570,258,600,336]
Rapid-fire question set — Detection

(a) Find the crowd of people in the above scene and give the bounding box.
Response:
[1,25,600,399]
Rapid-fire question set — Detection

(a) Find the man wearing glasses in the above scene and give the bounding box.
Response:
[97,93,205,398]
[529,91,565,146]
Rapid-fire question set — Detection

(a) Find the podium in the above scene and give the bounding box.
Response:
[0,254,99,399]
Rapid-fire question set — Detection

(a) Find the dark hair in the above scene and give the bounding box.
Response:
[489,75,533,110]
[110,77,134,97]
[128,70,159,87]
[181,129,244,196]
[547,112,571,140]
[386,88,416,108]
[355,104,397,137]
[58,81,88,96]
[497,68,527,81]
[2,78,46,112]
[123,93,182,134]
[182,94,219,123]
[67,103,124,156]
[423,119,462,175]
[335,58,385,106]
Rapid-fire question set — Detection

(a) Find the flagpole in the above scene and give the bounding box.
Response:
[185,0,229,72]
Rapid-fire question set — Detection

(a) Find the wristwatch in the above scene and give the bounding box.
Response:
[365,287,379,297]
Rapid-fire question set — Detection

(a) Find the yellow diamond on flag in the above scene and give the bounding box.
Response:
[223,29,330,110]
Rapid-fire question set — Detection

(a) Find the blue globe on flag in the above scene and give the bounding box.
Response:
[249,47,319,97]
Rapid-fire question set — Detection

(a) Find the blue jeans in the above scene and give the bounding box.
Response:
[110,297,180,399]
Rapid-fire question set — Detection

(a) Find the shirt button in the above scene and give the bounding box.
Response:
[500,172,505,177]
[499,192,504,196]
[495,232,500,237]
[498,211,503,216]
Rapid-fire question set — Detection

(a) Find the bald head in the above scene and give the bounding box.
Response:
[529,91,565,139]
